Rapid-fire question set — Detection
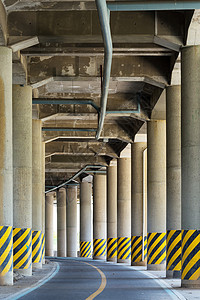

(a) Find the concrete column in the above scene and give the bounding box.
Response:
[107,164,117,262]
[0,47,13,286]
[42,142,45,264]
[181,46,200,288]
[93,175,107,260]
[131,143,147,267]
[57,188,66,257]
[80,182,92,258]
[166,86,181,279]
[45,193,54,257]
[13,85,32,276]
[147,120,166,271]
[117,158,131,264]
[32,120,43,269]
[66,186,77,257]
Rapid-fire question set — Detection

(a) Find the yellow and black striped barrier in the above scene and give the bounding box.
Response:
[93,239,106,258]
[144,236,147,260]
[80,241,92,258]
[13,228,32,270]
[0,226,13,277]
[131,236,142,263]
[117,237,131,260]
[166,230,181,276]
[32,231,42,264]
[182,230,200,281]
[42,233,45,261]
[147,232,166,265]
[107,238,117,259]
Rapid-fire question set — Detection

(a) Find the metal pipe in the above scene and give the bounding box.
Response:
[95,0,113,140]
[45,164,106,194]
[107,1,200,11]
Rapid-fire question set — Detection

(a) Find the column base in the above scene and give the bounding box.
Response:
[46,250,54,257]
[132,261,147,267]
[107,257,117,263]
[67,251,77,258]
[0,271,13,286]
[166,270,181,279]
[42,258,45,265]
[14,268,32,277]
[93,256,106,261]
[57,251,66,257]
[182,279,200,288]
[147,263,166,271]
[117,259,131,264]
[32,262,42,269]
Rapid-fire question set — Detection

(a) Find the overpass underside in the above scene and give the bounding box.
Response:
[0,0,200,291]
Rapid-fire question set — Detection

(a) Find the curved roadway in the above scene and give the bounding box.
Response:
[19,258,180,300]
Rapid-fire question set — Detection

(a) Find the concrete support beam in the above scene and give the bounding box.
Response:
[107,164,117,262]
[181,46,200,288]
[93,175,107,260]
[32,119,43,269]
[66,186,77,257]
[80,182,92,258]
[57,188,66,257]
[117,158,131,264]
[45,193,54,257]
[131,143,147,267]
[0,47,13,285]
[13,85,32,276]
[147,120,166,271]
[166,86,181,279]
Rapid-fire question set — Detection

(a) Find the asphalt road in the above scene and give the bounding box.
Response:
[19,258,178,300]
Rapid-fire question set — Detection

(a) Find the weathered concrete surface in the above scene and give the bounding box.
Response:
[80,182,92,248]
[45,193,54,257]
[13,84,32,276]
[66,186,78,257]
[32,119,42,269]
[57,188,66,257]
[0,47,13,285]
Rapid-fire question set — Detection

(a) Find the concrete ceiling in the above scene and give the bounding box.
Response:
[0,1,197,189]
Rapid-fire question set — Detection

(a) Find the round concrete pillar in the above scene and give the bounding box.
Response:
[66,186,77,257]
[117,158,131,264]
[42,142,45,264]
[13,85,32,276]
[45,193,54,257]
[93,174,107,260]
[0,47,13,285]
[80,182,92,258]
[131,143,147,267]
[32,119,43,269]
[181,46,200,288]
[107,164,117,262]
[147,120,166,271]
[57,188,66,257]
[166,86,181,279]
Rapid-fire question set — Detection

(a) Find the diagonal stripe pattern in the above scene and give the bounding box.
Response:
[144,236,147,260]
[93,239,106,258]
[131,236,142,263]
[13,228,32,270]
[166,230,181,272]
[117,237,131,260]
[80,241,92,258]
[0,226,13,276]
[107,238,117,259]
[147,232,166,265]
[32,231,42,264]
[42,233,45,261]
[182,230,200,280]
